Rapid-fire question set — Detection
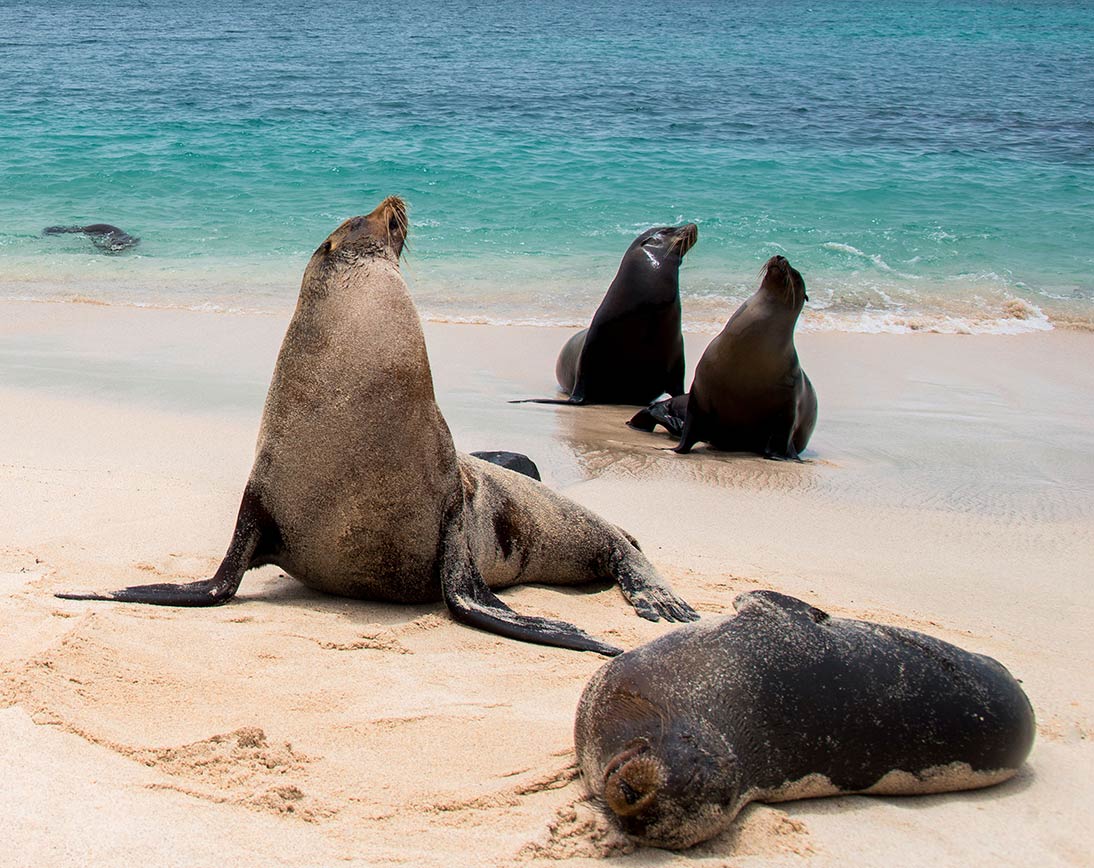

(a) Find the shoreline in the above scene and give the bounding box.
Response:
[1,260,1088,335]
[1,299,1091,865]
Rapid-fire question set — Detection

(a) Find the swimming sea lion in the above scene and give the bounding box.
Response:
[629,255,816,459]
[43,223,140,252]
[469,450,541,481]
[575,590,1036,849]
[515,223,697,406]
[57,197,696,655]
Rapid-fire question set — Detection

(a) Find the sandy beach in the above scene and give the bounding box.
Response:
[1,298,1091,866]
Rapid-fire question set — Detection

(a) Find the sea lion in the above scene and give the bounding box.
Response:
[57,197,696,655]
[629,255,817,459]
[469,450,541,481]
[515,223,697,406]
[575,590,1036,849]
[43,223,140,252]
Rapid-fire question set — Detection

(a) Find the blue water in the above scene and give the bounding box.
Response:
[1,0,1092,332]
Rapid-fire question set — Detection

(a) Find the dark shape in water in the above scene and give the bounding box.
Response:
[43,223,140,253]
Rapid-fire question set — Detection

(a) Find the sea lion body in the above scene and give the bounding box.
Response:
[59,198,696,654]
[632,256,816,459]
[575,590,1036,849]
[521,224,697,406]
[43,223,139,252]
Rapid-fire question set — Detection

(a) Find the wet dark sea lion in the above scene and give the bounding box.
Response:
[575,590,1036,849]
[57,197,696,655]
[515,223,697,406]
[630,255,817,459]
[43,223,140,252]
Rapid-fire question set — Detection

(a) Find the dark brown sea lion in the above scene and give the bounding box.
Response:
[629,255,817,459]
[575,590,1036,849]
[514,223,697,406]
[57,197,696,655]
[43,223,140,252]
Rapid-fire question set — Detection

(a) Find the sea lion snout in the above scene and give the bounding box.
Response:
[603,741,664,817]
[760,255,808,305]
[325,196,409,259]
[672,223,699,257]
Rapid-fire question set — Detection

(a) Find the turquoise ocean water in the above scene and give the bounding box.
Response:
[1,0,1091,333]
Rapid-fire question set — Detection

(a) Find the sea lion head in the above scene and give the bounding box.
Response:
[629,223,699,265]
[759,254,808,309]
[595,707,741,849]
[307,196,409,273]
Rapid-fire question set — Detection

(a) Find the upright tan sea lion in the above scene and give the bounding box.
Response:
[515,223,697,406]
[629,255,817,459]
[575,591,1036,849]
[57,197,696,655]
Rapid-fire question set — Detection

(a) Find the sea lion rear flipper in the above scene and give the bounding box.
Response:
[55,489,272,607]
[508,397,582,405]
[439,518,622,656]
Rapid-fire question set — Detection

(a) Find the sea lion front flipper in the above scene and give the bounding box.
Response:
[55,488,274,607]
[610,546,699,624]
[439,517,622,656]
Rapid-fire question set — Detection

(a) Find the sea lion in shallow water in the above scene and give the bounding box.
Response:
[57,197,696,655]
[629,255,817,459]
[575,590,1035,849]
[43,223,140,252]
[515,223,697,406]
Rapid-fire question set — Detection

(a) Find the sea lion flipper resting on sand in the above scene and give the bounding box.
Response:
[437,504,622,655]
[57,197,696,654]
[513,223,696,406]
[57,486,276,606]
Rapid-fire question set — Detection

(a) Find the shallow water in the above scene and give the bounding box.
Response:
[1,0,1091,332]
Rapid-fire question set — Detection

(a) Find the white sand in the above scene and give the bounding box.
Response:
[0,299,1091,866]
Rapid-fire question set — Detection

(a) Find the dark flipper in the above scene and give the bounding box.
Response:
[508,396,583,405]
[439,514,622,656]
[608,543,699,624]
[469,451,541,481]
[627,394,688,437]
[55,488,274,607]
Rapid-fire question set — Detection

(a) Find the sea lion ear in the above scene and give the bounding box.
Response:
[733,590,830,624]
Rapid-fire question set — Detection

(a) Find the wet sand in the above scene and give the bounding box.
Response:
[1,299,1091,866]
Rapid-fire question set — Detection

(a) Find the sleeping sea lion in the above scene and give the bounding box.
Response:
[57,197,696,655]
[515,223,697,406]
[43,223,140,252]
[575,590,1036,849]
[629,255,817,459]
